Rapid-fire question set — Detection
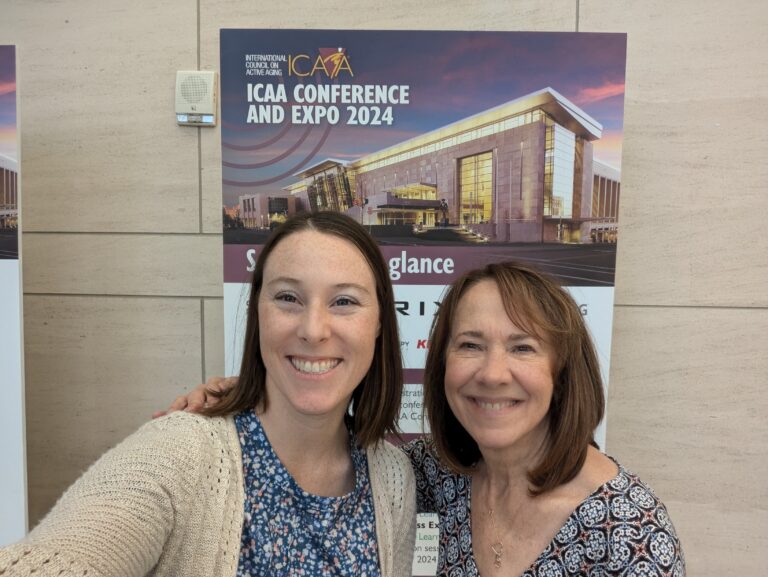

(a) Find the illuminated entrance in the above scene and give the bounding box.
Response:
[375,183,441,226]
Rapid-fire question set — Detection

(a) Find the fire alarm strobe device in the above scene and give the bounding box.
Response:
[176,70,217,126]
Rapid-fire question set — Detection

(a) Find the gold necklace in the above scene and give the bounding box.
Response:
[487,506,504,568]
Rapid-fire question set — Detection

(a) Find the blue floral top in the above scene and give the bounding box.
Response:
[235,410,381,577]
[402,437,685,577]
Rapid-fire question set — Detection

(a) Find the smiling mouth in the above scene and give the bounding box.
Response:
[289,357,341,375]
[473,398,521,411]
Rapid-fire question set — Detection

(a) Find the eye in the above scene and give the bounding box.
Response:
[275,292,299,304]
[457,341,481,351]
[512,343,536,353]
[333,296,359,307]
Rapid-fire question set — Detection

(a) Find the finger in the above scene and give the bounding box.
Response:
[204,376,236,405]
[204,376,227,392]
[185,390,210,413]
[203,394,221,407]
[151,410,167,419]
[169,395,189,413]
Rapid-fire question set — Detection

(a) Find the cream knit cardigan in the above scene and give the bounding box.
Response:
[0,412,417,577]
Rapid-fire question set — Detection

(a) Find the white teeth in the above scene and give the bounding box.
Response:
[290,358,340,374]
[476,399,519,411]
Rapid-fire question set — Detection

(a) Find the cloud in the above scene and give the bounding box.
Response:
[0,81,15,96]
[593,129,623,169]
[573,81,624,105]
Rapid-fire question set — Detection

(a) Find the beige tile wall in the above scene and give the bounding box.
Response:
[2,0,766,573]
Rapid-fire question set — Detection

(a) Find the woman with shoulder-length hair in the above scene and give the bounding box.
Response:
[1,211,416,577]
[405,261,685,576]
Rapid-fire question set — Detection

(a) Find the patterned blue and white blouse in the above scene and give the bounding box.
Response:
[235,410,381,577]
[402,437,685,577]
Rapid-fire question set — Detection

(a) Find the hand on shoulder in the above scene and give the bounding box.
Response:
[152,376,237,418]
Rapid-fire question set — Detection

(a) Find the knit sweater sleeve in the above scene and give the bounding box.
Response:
[0,413,231,577]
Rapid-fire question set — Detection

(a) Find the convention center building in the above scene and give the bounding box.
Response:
[0,154,18,230]
[241,87,620,243]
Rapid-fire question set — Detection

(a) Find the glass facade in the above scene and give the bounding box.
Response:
[378,210,436,226]
[459,151,493,225]
[552,125,575,218]
[592,174,620,219]
[306,167,352,212]
[389,183,437,200]
[544,123,575,218]
[544,123,554,216]
[0,165,18,229]
[267,197,289,216]
[376,183,439,226]
[591,173,621,242]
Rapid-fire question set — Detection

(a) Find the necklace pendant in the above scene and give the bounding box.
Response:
[491,541,503,568]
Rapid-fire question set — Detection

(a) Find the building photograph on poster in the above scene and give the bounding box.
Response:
[219,29,628,577]
[0,45,18,261]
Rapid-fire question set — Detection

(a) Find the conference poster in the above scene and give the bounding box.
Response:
[219,29,627,575]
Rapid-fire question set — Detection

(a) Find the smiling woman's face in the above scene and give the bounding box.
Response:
[257,230,381,422]
[444,279,555,457]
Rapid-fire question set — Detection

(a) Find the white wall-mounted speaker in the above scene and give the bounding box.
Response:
[175,70,217,126]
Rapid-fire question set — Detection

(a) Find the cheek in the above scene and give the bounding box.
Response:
[361,310,382,345]
[534,369,556,406]
[348,319,379,367]
[444,353,470,383]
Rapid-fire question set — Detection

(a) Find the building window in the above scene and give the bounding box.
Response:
[544,124,575,218]
[459,151,493,225]
[307,167,352,212]
[267,197,288,215]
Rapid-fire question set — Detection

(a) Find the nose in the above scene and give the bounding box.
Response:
[477,348,509,387]
[296,302,331,343]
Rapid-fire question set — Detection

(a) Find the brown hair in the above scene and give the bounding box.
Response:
[423,261,604,494]
[206,211,403,447]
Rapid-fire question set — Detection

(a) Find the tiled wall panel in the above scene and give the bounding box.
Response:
[580,0,768,307]
[2,2,200,233]
[203,297,225,379]
[22,233,222,297]
[23,295,203,524]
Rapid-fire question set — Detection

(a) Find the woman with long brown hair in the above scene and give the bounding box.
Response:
[1,212,416,577]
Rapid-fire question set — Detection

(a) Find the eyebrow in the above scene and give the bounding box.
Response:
[454,330,534,342]
[266,277,373,294]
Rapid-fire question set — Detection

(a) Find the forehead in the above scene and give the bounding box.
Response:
[451,279,541,337]
[453,280,505,322]
[264,230,377,286]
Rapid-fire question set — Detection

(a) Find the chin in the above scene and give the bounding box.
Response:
[470,424,547,455]
[291,396,350,418]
